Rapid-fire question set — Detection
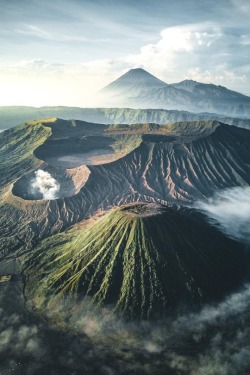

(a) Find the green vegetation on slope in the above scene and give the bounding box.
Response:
[1,120,250,261]
[23,203,247,320]
[0,121,51,188]
[106,120,220,140]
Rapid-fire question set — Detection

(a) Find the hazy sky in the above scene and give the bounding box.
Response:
[1,0,250,106]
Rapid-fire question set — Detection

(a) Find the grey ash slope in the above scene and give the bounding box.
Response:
[100,68,250,117]
[1,119,250,258]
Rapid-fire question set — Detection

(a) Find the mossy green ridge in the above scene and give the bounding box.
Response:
[0,121,51,188]
[23,203,247,320]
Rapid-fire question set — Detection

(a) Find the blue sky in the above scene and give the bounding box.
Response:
[0,0,250,106]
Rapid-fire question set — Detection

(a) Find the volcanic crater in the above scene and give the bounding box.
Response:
[2,118,250,260]
[121,202,162,217]
[12,164,91,200]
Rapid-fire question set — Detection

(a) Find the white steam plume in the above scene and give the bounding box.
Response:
[195,186,250,243]
[30,170,60,200]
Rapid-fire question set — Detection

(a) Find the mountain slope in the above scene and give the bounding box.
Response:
[99,68,169,107]
[172,79,248,99]
[100,69,250,116]
[1,120,250,259]
[23,203,248,319]
[100,68,183,108]
[101,68,167,92]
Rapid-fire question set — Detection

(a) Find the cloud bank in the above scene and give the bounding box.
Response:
[195,186,250,243]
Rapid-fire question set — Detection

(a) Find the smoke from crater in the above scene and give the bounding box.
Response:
[30,170,60,200]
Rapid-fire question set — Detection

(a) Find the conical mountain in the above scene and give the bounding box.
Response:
[23,203,247,320]
[102,68,168,93]
[99,68,250,116]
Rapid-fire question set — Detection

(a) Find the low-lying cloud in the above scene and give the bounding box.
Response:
[30,170,60,200]
[194,186,250,243]
[3,265,250,374]
[27,282,250,375]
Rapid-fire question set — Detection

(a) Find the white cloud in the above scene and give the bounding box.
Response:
[125,24,222,80]
[16,24,88,42]
[232,0,250,13]
[195,186,250,243]
[21,25,52,40]
[240,35,250,45]
[185,67,245,85]
[122,22,250,94]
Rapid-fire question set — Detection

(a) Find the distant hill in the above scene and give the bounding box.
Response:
[100,68,250,117]
[1,106,250,131]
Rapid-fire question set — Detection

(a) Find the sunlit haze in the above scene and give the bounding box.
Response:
[1,0,250,106]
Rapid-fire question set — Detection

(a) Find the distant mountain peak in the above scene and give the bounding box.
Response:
[125,67,148,73]
[179,79,198,83]
[98,68,250,116]
[122,67,159,78]
[171,79,199,92]
[101,68,168,93]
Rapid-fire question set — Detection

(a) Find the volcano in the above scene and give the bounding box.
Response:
[101,68,167,94]
[23,203,247,320]
[100,68,250,116]
[2,119,250,259]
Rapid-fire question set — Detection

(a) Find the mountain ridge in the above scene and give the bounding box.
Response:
[100,68,250,116]
[1,106,250,131]
[1,119,250,259]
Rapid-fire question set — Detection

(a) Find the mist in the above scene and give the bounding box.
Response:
[18,281,250,375]
[194,186,250,243]
[30,170,60,200]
